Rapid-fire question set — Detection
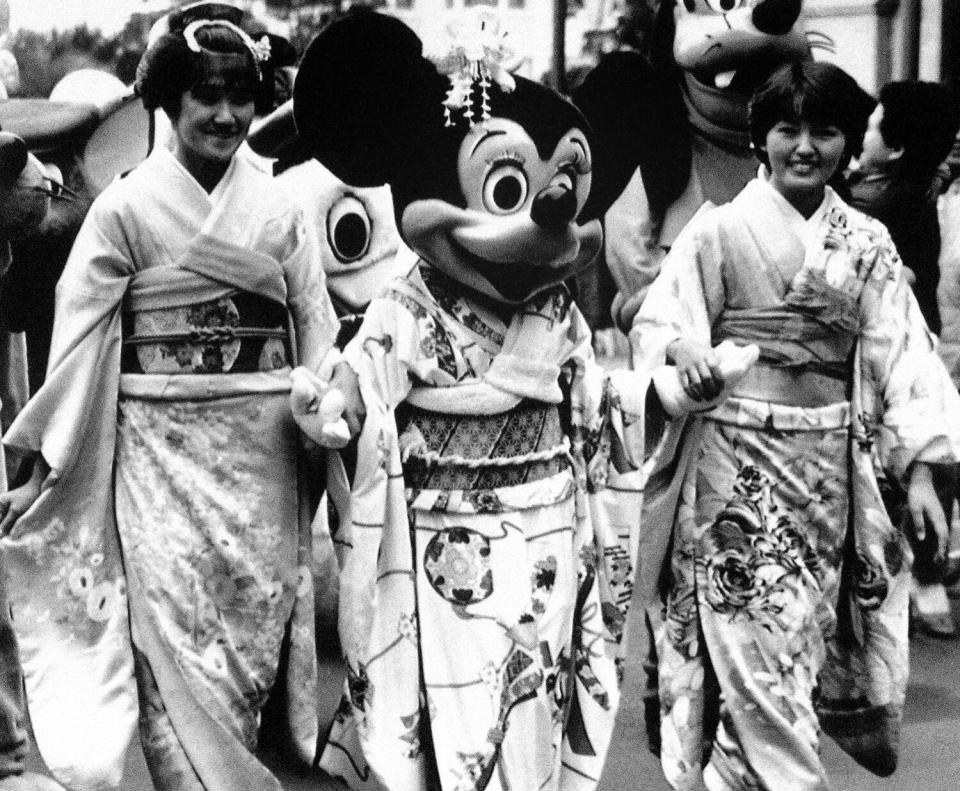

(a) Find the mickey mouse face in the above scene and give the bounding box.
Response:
[293,11,655,305]
[402,117,601,305]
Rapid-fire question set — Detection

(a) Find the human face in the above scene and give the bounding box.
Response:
[762,118,845,217]
[171,72,255,178]
[857,103,900,172]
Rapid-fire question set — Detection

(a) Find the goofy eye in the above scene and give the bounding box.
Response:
[327,196,372,263]
[703,0,745,11]
[482,163,528,215]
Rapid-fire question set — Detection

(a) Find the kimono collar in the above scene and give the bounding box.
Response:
[753,166,836,243]
[157,146,240,206]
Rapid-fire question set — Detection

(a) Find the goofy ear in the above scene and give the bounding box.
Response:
[293,11,447,189]
[573,49,690,222]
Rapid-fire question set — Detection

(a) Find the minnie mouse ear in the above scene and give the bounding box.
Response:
[573,49,690,222]
[293,11,446,188]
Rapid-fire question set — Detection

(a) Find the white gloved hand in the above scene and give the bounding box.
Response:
[290,354,352,449]
[652,340,760,418]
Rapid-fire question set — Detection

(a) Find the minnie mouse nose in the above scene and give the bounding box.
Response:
[530,184,577,230]
[0,131,27,184]
[752,0,801,36]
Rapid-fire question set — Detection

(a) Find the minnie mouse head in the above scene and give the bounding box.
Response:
[294,11,658,306]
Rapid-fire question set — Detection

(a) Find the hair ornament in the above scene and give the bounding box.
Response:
[427,11,515,127]
[182,18,271,78]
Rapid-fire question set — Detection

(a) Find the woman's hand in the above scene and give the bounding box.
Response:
[907,462,950,562]
[290,358,366,449]
[0,456,48,536]
[667,338,726,401]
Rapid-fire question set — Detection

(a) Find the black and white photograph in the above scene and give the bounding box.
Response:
[0,2,956,790]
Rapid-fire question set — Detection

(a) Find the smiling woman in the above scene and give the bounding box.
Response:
[136,18,263,191]
[0,6,340,791]
[631,59,960,791]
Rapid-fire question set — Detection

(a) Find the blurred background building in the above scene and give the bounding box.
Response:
[5,1,960,100]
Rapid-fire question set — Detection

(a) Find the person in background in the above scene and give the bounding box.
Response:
[0,13,339,791]
[848,79,960,332]
[632,60,960,791]
[848,79,960,638]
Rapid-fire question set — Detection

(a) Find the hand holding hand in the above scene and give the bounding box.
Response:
[290,351,364,449]
[653,341,760,418]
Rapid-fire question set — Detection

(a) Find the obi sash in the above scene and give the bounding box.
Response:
[713,304,857,380]
[395,399,570,492]
[121,291,291,374]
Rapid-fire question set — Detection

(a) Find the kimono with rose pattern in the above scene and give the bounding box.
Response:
[631,177,960,791]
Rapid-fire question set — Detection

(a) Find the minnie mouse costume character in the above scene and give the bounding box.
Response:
[290,11,758,791]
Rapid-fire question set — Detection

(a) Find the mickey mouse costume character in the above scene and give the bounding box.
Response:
[289,11,758,791]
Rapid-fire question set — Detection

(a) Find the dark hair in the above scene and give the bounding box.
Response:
[748,60,875,170]
[877,80,960,176]
[135,24,264,118]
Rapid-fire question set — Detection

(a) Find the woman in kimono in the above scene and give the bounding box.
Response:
[0,15,338,791]
[632,61,960,791]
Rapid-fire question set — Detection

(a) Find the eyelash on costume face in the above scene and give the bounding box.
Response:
[486,150,526,169]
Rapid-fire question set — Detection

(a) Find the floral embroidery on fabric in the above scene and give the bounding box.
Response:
[530,555,557,615]
[399,711,421,758]
[420,264,506,347]
[463,489,502,513]
[48,539,126,640]
[134,297,242,374]
[424,527,494,605]
[852,550,889,611]
[699,465,821,631]
[114,394,300,747]
[347,662,373,715]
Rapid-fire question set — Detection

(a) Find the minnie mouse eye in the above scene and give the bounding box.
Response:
[327,196,372,263]
[482,163,528,215]
[703,0,745,11]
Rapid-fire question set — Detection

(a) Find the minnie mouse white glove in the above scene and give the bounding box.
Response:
[652,340,760,418]
[290,349,353,449]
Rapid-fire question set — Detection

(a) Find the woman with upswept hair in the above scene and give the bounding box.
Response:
[0,7,338,790]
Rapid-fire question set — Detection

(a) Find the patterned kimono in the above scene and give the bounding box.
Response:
[0,148,339,791]
[318,263,648,791]
[631,176,960,791]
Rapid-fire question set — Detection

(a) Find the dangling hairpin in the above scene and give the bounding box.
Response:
[427,11,515,128]
[182,19,272,79]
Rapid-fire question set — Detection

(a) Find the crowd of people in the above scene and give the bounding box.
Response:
[0,3,955,791]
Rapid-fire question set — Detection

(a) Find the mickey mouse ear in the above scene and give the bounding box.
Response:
[293,11,445,188]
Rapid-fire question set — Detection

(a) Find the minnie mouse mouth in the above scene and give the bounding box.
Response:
[453,240,570,303]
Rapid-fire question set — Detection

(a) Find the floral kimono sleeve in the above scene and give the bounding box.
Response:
[629,207,726,375]
[856,226,960,481]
